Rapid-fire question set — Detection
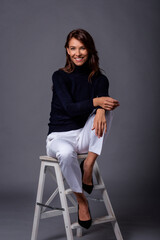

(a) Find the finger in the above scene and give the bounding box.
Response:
[105,97,119,103]
[101,123,105,136]
[95,122,98,136]
[111,104,120,110]
[104,104,116,110]
[100,122,103,137]
[105,101,120,108]
[92,122,95,129]
[105,104,115,109]
[100,124,104,137]
[104,122,107,133]
[105,101,119,107]
[108,97,119,103]
[98,122,103,138]
[97,122,100,137]
[105,107,113,111]
[112,105,120,110]
[102,122,106,135]
[101,122,104,137]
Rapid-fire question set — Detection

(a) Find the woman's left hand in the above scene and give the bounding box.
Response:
[92,109,107,138]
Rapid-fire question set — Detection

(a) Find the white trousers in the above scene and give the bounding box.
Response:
[46,110,113,193]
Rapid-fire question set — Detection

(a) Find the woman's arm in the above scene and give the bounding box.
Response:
[93,75,119,111]
[92,75,119,137]
[93,97,119,111]
[92,108,107,138]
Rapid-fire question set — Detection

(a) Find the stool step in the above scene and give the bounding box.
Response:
[41,206,77,219]
[71,215,116,229]
[94,184,105,190]
[65,184,105,195]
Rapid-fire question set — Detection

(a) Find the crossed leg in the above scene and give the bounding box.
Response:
[74,110,113,223]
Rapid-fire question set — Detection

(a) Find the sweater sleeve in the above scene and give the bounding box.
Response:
[52,71,95,117]
[94,74,109,110]
[95,74,109,97]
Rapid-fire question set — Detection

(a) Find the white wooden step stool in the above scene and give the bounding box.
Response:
[31,154,123,240]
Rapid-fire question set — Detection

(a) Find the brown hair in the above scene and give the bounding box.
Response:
[60,29,101,82]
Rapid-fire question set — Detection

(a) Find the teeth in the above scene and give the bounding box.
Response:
[75,58,83,60]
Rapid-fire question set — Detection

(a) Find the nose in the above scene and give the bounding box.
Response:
[75,49,81,56]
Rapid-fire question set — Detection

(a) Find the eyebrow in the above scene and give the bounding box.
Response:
[69,45,85,48]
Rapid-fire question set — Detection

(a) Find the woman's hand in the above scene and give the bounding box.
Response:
[92,109,107,138]
[93,97,119,111]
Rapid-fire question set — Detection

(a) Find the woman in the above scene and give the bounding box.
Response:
[46,29,119,229]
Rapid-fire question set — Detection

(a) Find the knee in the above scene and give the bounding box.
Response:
[56,146,77,168]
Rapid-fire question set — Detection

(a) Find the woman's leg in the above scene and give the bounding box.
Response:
[73,192,91,221]
[73,111,114,225]
[82,152,98,185]
[73,152,99,224]
[46,138,82,193]
[76,110,114,185]
[46,135,91,223]
[76,110,113,156]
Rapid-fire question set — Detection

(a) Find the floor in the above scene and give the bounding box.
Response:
[0,191,159,240]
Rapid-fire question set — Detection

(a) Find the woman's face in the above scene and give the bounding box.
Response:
[67,37,88,66]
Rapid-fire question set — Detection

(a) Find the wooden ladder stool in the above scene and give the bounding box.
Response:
[31,154,123,240]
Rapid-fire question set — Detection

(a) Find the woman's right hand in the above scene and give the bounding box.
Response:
[93,97,120,111]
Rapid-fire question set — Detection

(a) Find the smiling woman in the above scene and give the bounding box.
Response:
[46,29,119,229]
[61,29,100,82]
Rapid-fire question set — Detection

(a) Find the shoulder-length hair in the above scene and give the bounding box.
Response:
[60,29,101,82]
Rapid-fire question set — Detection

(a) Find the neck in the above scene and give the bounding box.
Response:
[73,60,91,74]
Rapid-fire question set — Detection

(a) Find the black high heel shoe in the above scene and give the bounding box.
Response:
[78,203,92,229]
[80,160,94,194]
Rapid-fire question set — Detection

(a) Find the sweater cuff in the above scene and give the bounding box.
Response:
[95,106,106,113]
[89,98,95,110]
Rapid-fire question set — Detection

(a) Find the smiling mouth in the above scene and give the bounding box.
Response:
[74,57,84,61]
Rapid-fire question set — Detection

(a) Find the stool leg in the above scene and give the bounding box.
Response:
[54,164,74,240]
[102,187,123,240]
[112,221,123,240]
[94,162,123,240]
[31,162,46,240]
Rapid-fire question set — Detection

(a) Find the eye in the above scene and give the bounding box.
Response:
[70,47,75,50]
[81,47,86,50]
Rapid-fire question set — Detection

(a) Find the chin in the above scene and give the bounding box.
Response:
[73,59,88,66]
[74,62,84,66]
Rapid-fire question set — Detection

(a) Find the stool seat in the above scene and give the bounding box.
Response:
[39,156,58,162]
[40,154,88,162]
[31,155,123,240]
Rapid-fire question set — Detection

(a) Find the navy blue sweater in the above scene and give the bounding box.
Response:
[48,63,109,134]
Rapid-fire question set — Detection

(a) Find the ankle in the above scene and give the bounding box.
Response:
[74,192,87,204]
[78,197,88,205]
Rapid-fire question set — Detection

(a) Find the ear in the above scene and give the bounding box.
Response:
[66,48,70,56]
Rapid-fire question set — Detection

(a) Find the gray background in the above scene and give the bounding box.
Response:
[0,0,160,239]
